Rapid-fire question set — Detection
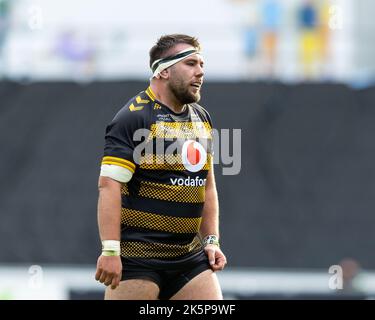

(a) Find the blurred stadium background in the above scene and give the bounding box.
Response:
[1,0,375,300]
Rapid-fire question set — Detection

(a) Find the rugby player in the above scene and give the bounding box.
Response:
[95,34,227,300]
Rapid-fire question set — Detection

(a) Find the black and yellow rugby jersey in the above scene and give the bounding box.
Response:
[102,86,213,267]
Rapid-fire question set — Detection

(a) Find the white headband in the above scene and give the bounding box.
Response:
[151,48,201,79]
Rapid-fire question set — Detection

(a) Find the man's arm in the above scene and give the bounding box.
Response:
[199,166,227,271]
[200,168,219,238]
[97,176,122,240]
[95,176,123,289]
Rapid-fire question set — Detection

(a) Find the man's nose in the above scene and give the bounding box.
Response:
[196,65,204,77]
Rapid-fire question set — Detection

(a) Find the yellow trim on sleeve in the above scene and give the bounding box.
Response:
[101,161,135,173]
[102,156,136,170]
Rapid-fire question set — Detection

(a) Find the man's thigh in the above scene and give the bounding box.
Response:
[170,269,223,300]
[105,279,160,300]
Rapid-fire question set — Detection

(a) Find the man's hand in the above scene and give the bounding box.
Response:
[204,245,227,271]
[95,255,122,290]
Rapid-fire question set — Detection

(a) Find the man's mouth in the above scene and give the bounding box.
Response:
[191,82,202,88]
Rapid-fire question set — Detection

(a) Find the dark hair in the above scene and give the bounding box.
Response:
[149,34,201,68]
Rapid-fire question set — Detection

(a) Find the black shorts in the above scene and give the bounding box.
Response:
[121,250,211,300]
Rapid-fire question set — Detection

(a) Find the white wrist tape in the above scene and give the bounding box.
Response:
[102,240,120,256]
[203,235,220,247]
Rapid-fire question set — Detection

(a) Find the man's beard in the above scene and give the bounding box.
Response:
[168,78,201,105]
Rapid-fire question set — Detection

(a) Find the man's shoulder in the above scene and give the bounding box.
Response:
[114,90,153,121]
[189,102,211,121]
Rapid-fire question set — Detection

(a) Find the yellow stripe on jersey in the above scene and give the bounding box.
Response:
[121,208,202,233]
[150,121,212,139]
[139,154,212,171]
[145,86,156,101]
[121,184,129,196]
[120,236,202,258]
[102,156,136,170]
[102,156,136,173]
[138,181,205,203]
[102,161,135,173]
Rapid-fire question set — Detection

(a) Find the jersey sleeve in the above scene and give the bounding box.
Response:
[101,107,144,174]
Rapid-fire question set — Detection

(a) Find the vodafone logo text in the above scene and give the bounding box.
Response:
[181,140,207,172]
[170,176,207,187]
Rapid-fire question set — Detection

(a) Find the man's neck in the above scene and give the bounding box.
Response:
[150,83,186,114]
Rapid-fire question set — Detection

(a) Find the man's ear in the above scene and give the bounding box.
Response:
[159,69,169,80]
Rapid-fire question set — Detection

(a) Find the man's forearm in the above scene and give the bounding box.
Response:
[199,170,219,239]
[97,177,122,241]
